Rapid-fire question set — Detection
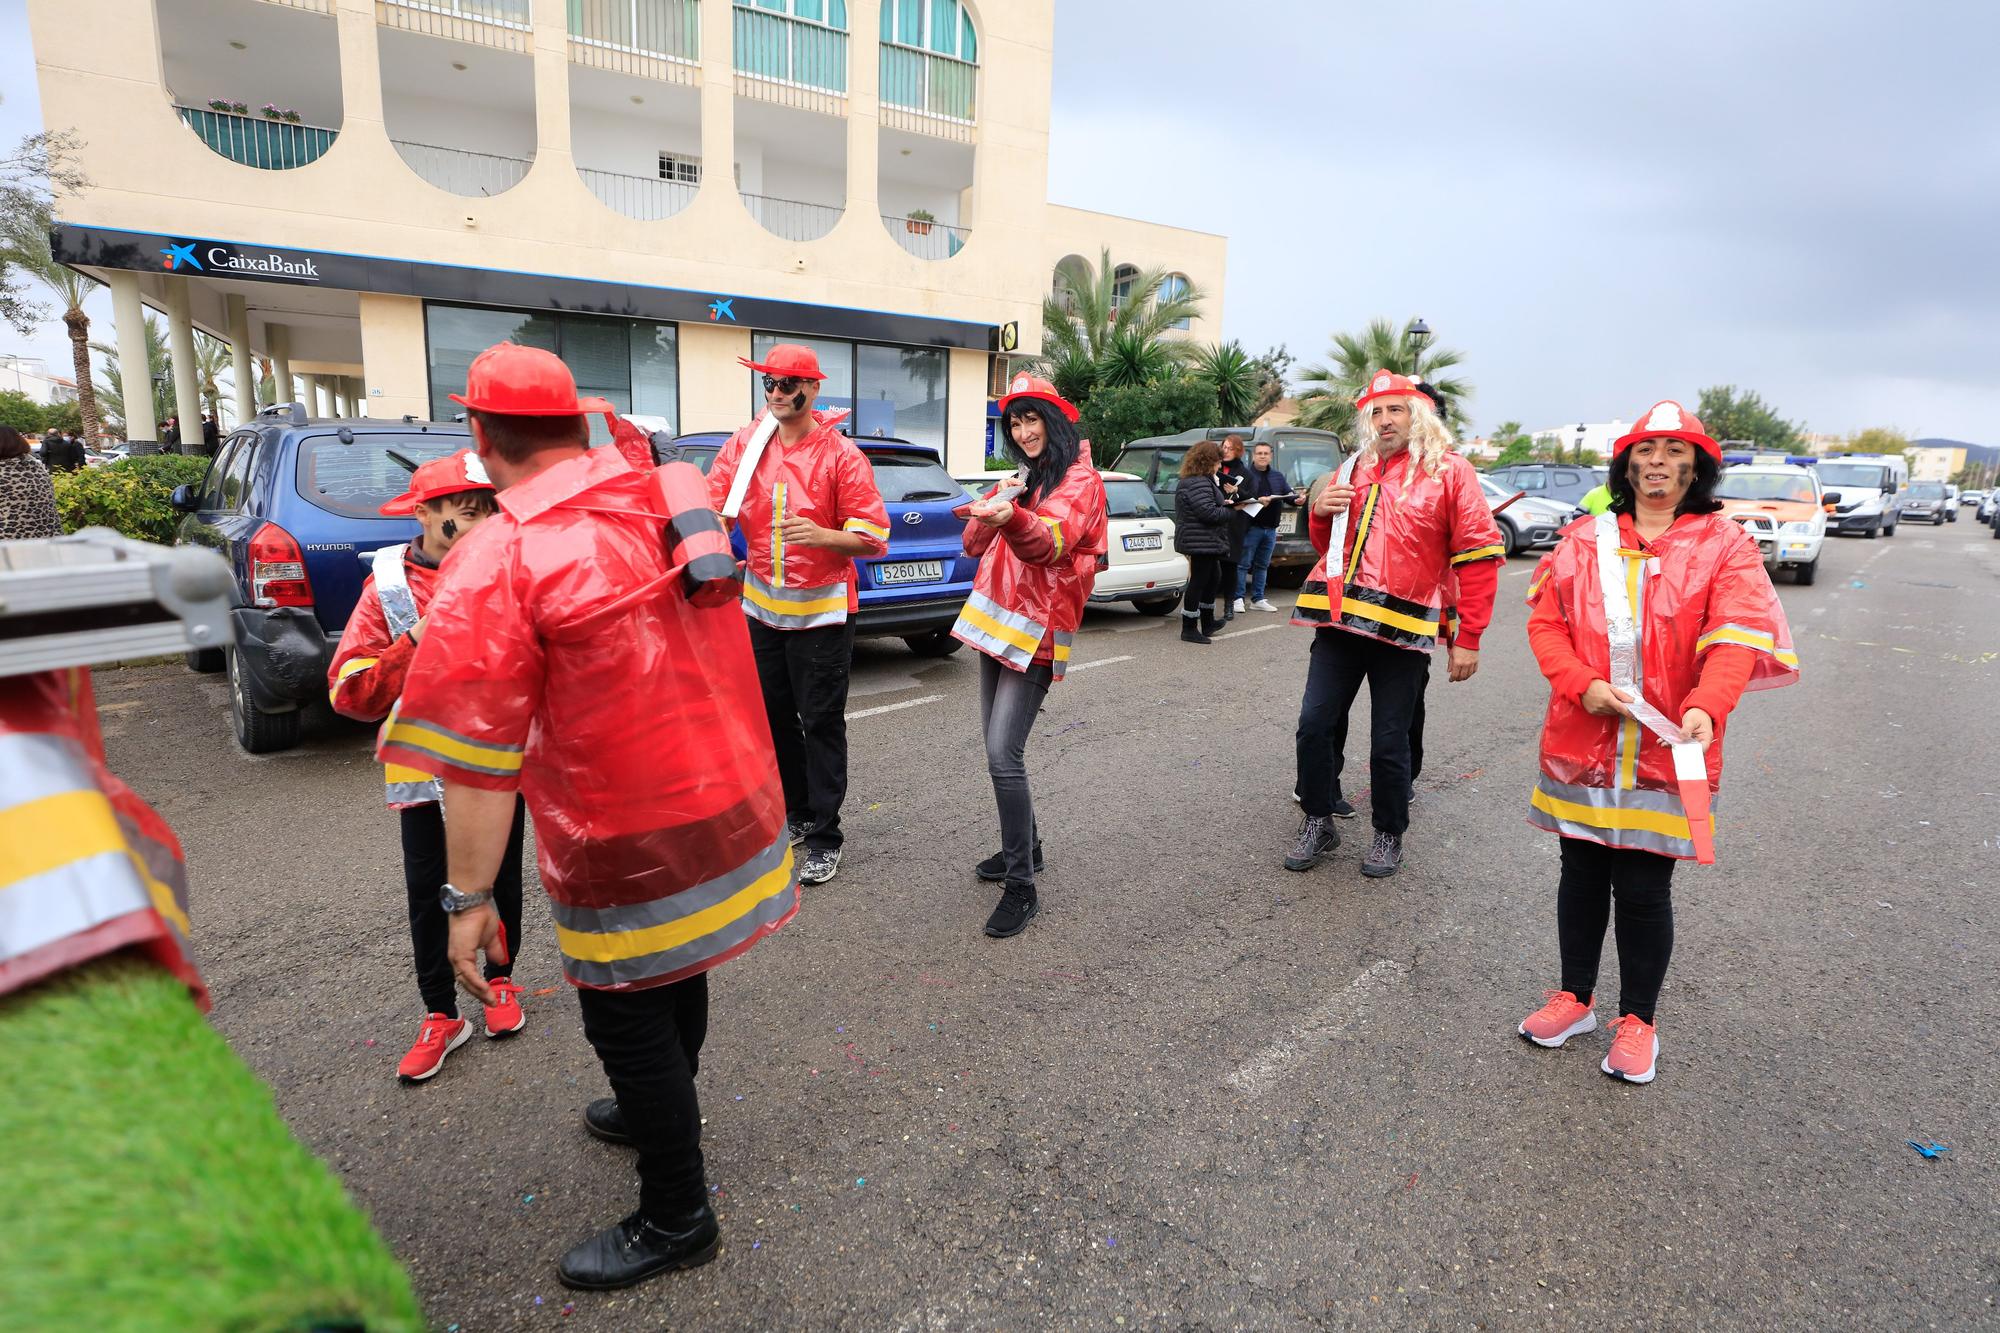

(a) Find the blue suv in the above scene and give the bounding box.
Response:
[661,433,975,655]
[171,404,469,752]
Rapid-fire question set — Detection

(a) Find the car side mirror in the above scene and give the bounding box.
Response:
[1821,491,1841,506]
[170,484,197,512]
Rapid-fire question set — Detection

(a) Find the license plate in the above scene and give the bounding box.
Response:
[1278,512,1298,535]
[876,560,944,586]
[1122,533,1163,551]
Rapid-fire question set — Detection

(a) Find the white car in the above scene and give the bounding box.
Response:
[1716,464,1828,584]
[1091,470,1186,614]
[1478,474,1572,554]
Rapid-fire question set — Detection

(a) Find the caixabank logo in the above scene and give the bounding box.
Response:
[159,238,321,283]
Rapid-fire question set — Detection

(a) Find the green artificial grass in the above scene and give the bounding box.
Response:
[0,959,423,1332]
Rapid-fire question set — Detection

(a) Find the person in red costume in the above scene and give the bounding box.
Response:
[328,448,530,1083]
[377,344,799,1290]
[705,344,890,888]
[1285,371,1505,878]
[1516,400,1797,1085]
[951,374,1108,938]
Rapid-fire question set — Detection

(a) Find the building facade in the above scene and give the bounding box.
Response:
[1908,446,1965,482]
[0,356,79,407]
[28,0,1225,469]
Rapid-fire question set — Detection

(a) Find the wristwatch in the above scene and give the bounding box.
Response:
[439,882,495,914]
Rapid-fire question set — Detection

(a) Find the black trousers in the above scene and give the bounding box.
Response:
[577,974,710,1220]
[748,618,855,851]
[1182,554,1223,618]
[1295,631,1430,834]
[400,796,527,1018]
[1556,838,1675,1023]
[1332,673,1427,798]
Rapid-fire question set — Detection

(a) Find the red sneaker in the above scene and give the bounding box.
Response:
[1602,1014,1660,1084]
[397,1014,471,1083]
[483,977,526,1038]
[1518,990,1597,1048]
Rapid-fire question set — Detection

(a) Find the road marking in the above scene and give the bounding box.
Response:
[1211,623,1285,641]
[847,694,944,721]
[1225,958,1410,1096]
[1066,655,1132,673]
[1110,618,1169,634]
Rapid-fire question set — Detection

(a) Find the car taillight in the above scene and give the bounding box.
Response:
[248,522,314,608]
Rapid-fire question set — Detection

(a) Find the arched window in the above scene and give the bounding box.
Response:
[1158,273,1191,330]
[1111,264,1138,314]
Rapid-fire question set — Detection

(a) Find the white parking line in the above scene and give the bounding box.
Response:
[1066,655,1133,673]
[846,694,944,721]
[1210,623,1285,640]
[1225,959,1410,1096]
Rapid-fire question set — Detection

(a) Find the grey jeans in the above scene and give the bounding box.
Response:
[978,652,1052,888]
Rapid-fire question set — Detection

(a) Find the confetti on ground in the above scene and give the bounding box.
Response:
[561,1303,575,1317]
[1106,1237,1117,1247]
[522,1194,535,1205]
[533,987,559,996]
[855,1177,866,1187]
[753,1240,763,1250]
[1907,1138,1949,1159]
[363,1038,376,1047]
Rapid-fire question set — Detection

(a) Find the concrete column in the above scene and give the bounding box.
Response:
[106,270,158,451]
[845,0,881,219]
[270,325,293,409]
[700,0,736,213]
[301,374,322,418]
[163,277,204,455]
[358,292,430,420]
[226,294,255,427]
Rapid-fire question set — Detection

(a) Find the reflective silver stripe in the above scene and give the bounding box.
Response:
[373,544,419,638]
[1527,773,1699,859]
[951,616,1035,670]
[950,590,1044,671]
[740,566,849,630]
[548,833,789,936]
[0,733,95,809]
[1594,515,1710,789]
[385,779,442,806]
[1323,453,1361,584]
[1536,772,1690,814]
[561,835,797,988]
[1050,629,1074,682]
[0,849,155,966]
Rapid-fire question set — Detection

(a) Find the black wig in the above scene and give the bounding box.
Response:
[1607,445,1724,517]
[1000,401,1083,506]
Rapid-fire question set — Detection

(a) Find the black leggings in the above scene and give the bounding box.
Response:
[401,797,527,1018]
[1556,837,1675,1023]
[1182,554,1222,618]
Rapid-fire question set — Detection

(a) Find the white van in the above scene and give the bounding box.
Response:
[1814,455,1907,539]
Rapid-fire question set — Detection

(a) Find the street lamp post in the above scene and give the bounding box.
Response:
[1575,424,1587,465]
[1405,317,1432,373]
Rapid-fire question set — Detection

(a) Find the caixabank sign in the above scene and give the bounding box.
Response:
[158,238,323,282]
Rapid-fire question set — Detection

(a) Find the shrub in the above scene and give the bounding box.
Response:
[1077,376,1221,456]
[0,389,44,433]
[52,454,211,544]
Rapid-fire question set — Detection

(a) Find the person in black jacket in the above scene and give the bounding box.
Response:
[1174,439,1232,644]
[1216,434,1252,621]
[1237,441,1299,611]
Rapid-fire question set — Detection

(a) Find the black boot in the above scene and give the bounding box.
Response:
[1180,616,1211,644]
[976,842,1044,882]
[984,882,1039,938]
[558,1203,720,1290]
[1200,609,1223,637]
[583,1097,632,1146]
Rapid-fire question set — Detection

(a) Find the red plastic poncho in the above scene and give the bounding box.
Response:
[328,543,447,808]
[1292,448,1505,651]
[1524,511,1798,860]
[952,444,1109,679]
[0,668,206,1007]
[378,444,797,991]
[705,410,890,629]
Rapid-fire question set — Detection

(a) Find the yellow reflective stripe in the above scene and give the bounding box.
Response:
[771,480,786,584]
[1052,640,1071,663]
[1339,597,1438,638]
[336,656,379,681]
[1451,544,1506,565]
[1039,515,1064,558]
[385,762,435,784]
[382,719,524,773]
[0,789,190,936]
[1696,625,1777,653]
[1526,572,1549,599]
[741,579,849,618]
[1619,556,1643,789]
[554,848,795,964]
[1294,590,1331,611]
[959,602,1041,654]
[1530,785,1706,840]
[843,517,889,541]
[1344,487,1380,583]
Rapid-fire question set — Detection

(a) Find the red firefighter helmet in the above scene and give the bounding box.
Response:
[996,372,1080,424]
[738,344,827,382]
[378,448,496,516]
[449,343,614,416]
[1354,370,1423,409]
[1612,400,1721,462]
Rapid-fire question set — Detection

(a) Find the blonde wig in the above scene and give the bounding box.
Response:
[1355,395,1454,483]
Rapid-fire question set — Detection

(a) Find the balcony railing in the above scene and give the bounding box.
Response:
[378,0,532,53]
[254,0,335,12]
[879,42,976,133]
[176,106,338,170]
[391,140,531,196]
[568,0,700,82]
[882,214,967,261]
[740,192,842,242]
[732,3,847,111]
[579,167,697,220]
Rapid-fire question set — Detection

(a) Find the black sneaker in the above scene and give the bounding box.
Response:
[975,842,1044,882]
[1361,831,1403,878]
[1283,815,1340,871]
[1330,798,1358,819]
[558,1205,720,1291]
[583,1097,632,1146]
[984,885,1038,938]
[799,846,841,885]
[786,818,813,846]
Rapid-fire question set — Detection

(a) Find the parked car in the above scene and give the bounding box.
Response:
[1477,474,1569,555]
[1814,456,1905,538]
[1714,463,1829,584]
[1961,488,1985,520]
[1484,463,1610,508]
[1943,483,1961,522]
[1898,480,1950,525]
[662,432,974,656]
[1979,490,1999,524]
[1107,425,1346,586]
[1089,470,1185,614]
[170,403,468,752]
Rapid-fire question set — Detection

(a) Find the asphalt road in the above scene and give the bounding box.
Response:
[96,520,1999,1331]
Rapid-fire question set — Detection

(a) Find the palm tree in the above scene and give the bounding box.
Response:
[3,217,103,443]
[1295,317,1471,438]
[1036,249,1205,405]
[194,332,233,431]
[91,314,172,440]
[1190,341,1263,423]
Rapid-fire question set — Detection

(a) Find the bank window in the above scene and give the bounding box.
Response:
[658,152,701,184]
[426,303,679,437]
[747,333,948,452]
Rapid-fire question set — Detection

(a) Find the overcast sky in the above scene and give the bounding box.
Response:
[5,0,1995,441]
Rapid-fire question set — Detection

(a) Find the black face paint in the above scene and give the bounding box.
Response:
[441,519,458,540]
[791,391,809,412]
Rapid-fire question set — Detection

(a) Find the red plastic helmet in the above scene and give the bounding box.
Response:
[449,343,614,416]
[996,372,1080,424]
[379,448,496,515]
[1354,370,1423,409]
[738,343,827,382]
[1612,400,1721,462]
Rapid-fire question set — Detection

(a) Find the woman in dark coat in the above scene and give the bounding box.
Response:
[1174,439,1232,644]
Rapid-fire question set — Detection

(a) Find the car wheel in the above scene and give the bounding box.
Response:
[1884,519,1897,536]
[1499,517,1523,557]
[902,630,962,658]
[1865,522,1880,539]
[184,646,225,673]
[1132,595,1179,616]
[228,647,303,754]
[1793,557,1818,586]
